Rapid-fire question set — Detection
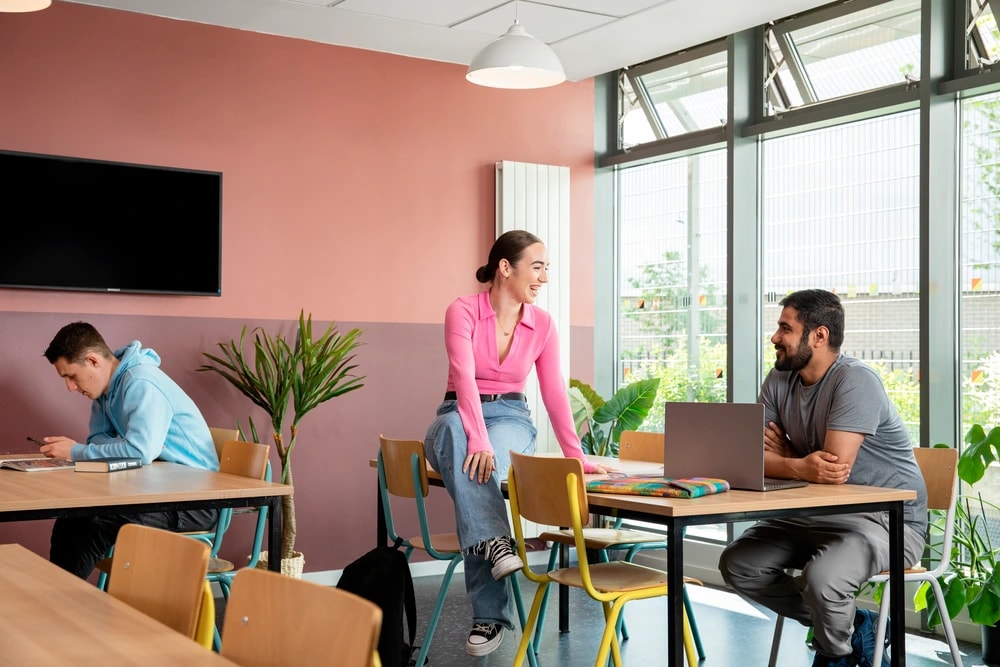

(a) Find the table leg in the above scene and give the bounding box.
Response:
[889,501,906,666]
[666,518,684,667]
[267,496,283,573]
[559,542,569,632]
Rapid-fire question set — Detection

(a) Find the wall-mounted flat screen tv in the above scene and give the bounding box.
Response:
[0,149,222,296]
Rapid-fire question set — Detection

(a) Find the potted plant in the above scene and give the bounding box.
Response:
[917,423,1000,660]
[199,311,365,575]
[568,377,661,456]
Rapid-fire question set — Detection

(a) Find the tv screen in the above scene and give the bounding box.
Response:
[0,149,222,296]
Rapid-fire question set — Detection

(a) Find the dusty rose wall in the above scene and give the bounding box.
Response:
[0,3,595,572]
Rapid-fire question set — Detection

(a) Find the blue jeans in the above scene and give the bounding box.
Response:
[424,397,536,629]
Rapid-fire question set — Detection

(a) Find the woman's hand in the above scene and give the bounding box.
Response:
[463,450,496,484]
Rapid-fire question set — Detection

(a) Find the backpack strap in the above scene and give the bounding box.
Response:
[393,538,418,664]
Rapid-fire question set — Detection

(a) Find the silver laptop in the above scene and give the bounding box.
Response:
[662,402,808,492]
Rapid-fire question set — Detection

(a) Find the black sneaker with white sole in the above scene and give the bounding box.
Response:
[469,536,523,580]
[466,623,505,656]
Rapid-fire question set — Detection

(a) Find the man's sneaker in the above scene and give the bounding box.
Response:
[466,623,504,656]
[851,609,889,667]
[470,536,523,580]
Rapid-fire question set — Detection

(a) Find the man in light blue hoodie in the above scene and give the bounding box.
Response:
[38,321,220,578]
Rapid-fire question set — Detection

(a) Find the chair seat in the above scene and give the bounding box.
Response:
[541,527,665,550]
[867,563,927,580]
[548,560,699,593]
[209,557,235,574]
[95,557,112,575]
[409,533,460,554]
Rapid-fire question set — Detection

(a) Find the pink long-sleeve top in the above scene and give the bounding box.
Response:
[444,290,597,473]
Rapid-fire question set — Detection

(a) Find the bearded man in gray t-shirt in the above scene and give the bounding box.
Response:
[719,289,927,667]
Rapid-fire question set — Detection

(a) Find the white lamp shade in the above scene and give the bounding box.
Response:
[0,0,51,11]
[466,21,566,90]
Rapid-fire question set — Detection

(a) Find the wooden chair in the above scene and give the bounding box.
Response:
[210,427,240,458]
[533,430,704,658]
[106,524,211,645]
[377,436,536,667]
[508,451,699,667]
[221,568,381,667]
[768,447,961,667]
[95,425,240,590]
[204,439,271,648]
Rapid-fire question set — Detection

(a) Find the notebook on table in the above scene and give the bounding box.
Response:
[662,402,808,492]
[586,475,730,498]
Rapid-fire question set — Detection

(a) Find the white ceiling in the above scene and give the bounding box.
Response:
[63,0,833,82]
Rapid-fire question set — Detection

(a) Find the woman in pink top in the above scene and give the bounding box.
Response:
[423,230,608,657]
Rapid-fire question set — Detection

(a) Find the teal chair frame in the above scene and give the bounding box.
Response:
[377,438,537,667]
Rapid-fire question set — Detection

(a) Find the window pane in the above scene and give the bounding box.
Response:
[621,49,727,148]
[960,92,1000,434]
[618,151,728,542]
[761,112,921,441]
[765,0,921,114]
[968,0,1000,68]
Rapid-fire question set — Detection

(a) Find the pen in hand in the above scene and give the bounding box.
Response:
[26,436,45,447]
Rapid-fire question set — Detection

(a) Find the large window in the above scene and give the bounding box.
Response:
[960,91,1000,436]
[761,112,921,441]
[618,151,728,432]
[765,0,921,114]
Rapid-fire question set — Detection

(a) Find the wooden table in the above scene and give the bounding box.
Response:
[0,543,240,665]
[375,455,916,667]
[585,478,916,667]
[0,459,293,572]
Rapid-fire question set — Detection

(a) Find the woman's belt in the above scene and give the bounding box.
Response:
[443,391,526,403]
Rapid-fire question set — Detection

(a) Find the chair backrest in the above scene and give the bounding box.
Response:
[219,440,270,480]
[210,427,240,459]
[914,446,958,512]
[379,436,428,499]
[619,430,664,464]
[107,524,211,639]
[221,568,382,667]
[508,452,588,528]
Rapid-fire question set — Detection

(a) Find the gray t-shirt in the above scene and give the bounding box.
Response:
[758,354,928,533]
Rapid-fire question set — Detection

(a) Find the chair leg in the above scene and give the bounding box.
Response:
[682,585,704,660]
[873,588,891,667]
[412,555,461,667]
[532,546,561,649]
[768,614,785,667]
[510,574,538,667]
[513,583,549,667]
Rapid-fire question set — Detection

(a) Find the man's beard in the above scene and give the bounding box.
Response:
[774,333,812,372]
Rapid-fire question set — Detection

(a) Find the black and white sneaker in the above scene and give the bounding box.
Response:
[470,536,523,580]
[466,623,504,656]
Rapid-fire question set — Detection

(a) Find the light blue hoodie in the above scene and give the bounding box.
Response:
[70,341,219,471]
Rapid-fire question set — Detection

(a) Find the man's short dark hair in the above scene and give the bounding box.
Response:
[44,322,114,364]
[779,289,845,350]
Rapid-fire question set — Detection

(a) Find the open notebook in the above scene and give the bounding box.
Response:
[0,457,75,472]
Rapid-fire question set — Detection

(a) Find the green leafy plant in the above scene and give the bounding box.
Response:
[199,311,365,561]
[567,377,660,457]
[915,424,1000,629]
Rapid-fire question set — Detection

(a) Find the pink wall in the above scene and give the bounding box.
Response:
[0,3,595,572]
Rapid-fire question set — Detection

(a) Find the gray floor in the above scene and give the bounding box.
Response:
[401,573,989,666]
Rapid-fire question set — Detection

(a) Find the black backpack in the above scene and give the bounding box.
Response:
[337,537,418,666]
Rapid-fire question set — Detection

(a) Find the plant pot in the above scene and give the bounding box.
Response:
[983,622,1000,665]
[255,550,305,578]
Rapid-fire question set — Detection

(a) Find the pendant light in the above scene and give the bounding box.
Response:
[0,0,51,11]
[466,1,566,90]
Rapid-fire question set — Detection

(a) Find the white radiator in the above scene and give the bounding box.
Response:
[495,160,571,457]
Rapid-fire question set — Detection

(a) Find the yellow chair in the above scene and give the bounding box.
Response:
[508,452,698,667]
[106,524,211,646]
[533,430,705,657]
[768,447,961,667]
[221,568,381,667]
